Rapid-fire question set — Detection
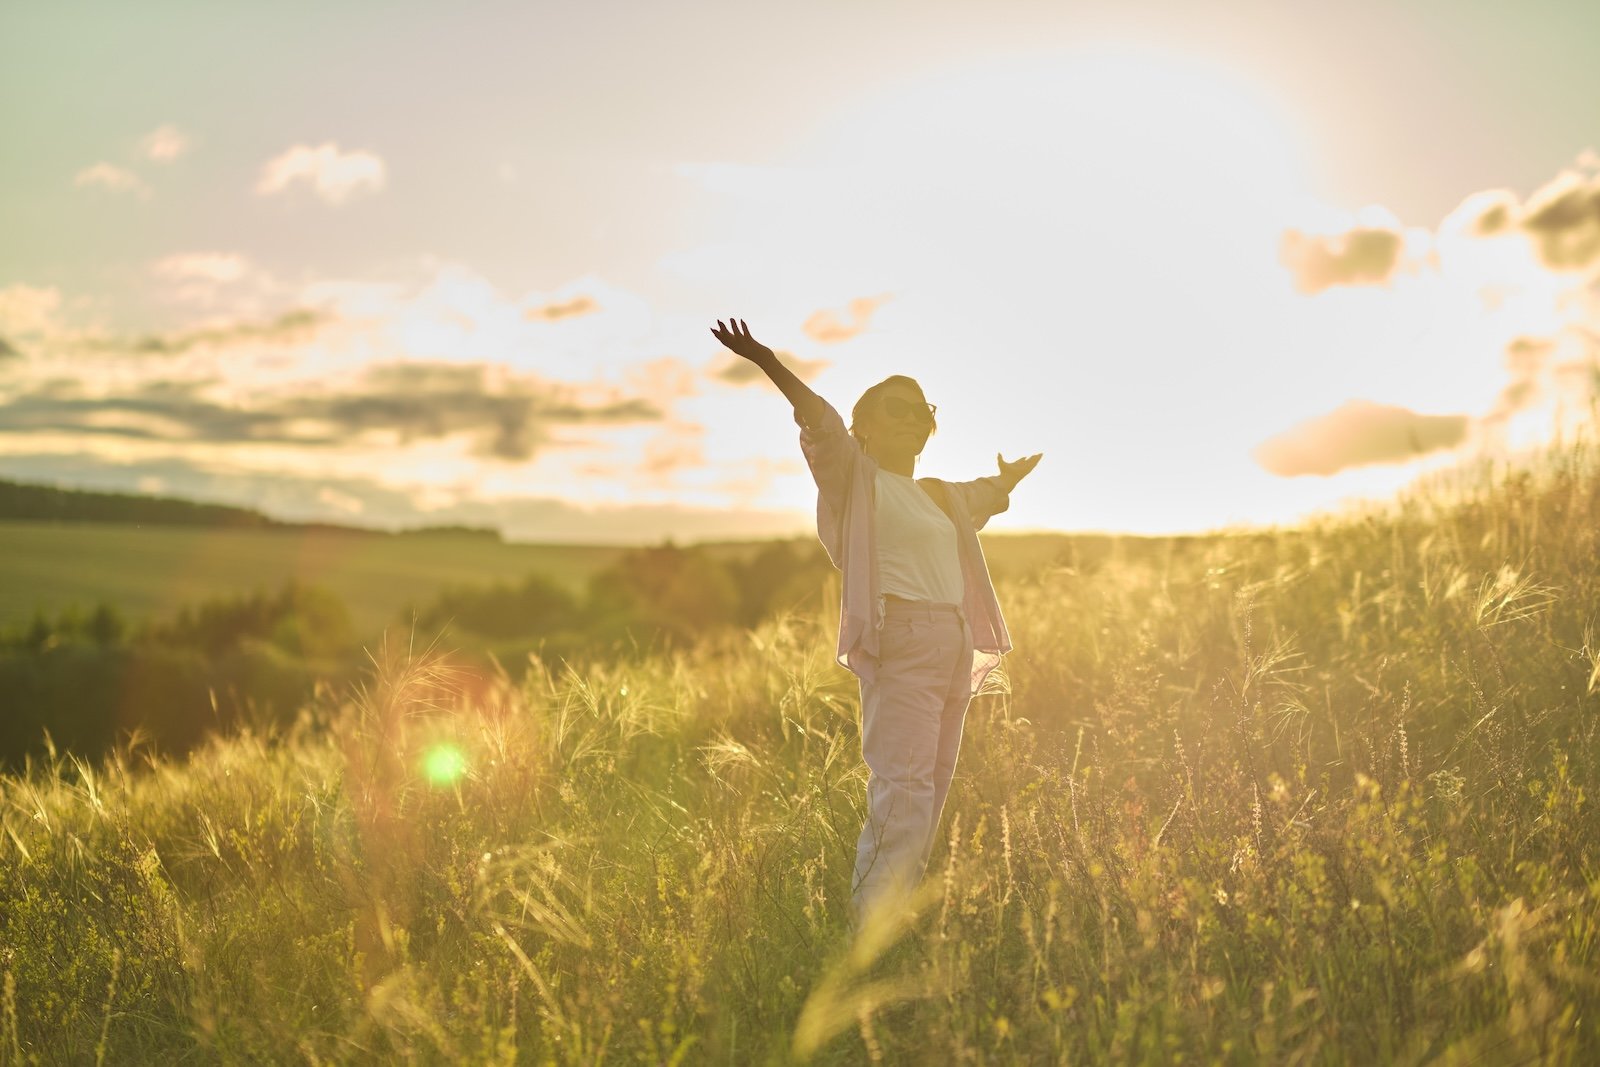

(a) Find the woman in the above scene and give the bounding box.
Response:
[711,317,1042,928]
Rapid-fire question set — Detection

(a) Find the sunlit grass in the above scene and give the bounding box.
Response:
[3,438,1599,1062]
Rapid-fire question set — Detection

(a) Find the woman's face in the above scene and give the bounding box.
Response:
[860,383,935,455]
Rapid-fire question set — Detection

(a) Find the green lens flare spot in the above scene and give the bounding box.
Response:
[423,743,468,786]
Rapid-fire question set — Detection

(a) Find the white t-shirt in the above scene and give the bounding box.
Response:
[874,468,963,605]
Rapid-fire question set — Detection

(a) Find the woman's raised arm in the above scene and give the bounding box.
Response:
[710,318,827,428]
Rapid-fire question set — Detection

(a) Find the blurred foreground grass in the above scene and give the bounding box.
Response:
[3,445,1599,1064]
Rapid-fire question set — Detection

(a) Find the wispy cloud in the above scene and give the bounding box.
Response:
[140,124,190,162]
[1488,335,1555,419]
[256,142,386,204]
[116,308,331,356]
[802,294,893,343]
[0,285,62,338]
[710,349,829,386]
[525,295,599,321]
[73,162,150,198]
[151,252,260,305]
[153,252,250,284]
[1253,400,1470,476]
[0,360,661,462]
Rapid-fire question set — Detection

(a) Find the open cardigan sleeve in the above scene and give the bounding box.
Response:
[794,399,858,566]
[946,475,1011,531]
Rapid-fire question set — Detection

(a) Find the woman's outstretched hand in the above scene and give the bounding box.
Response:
[997,452,1043,492]
[710,318,775,365]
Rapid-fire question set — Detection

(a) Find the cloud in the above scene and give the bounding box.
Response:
[1520,168,1600,271]
[1446,159,1600,272]
[0,285,62,337]
[0,265,790,532]
[0,336,19,360]
[151,252,260,305]
[1253,400,1470,477]
[802,294,893,343]
[1279,227,1404,294]
[118,308,332,356]
[1488,334,1556,419]
[525,295,599,321]
[303,362,661,461]
[0,360,662,462]
[1449,189,1520,237]
[710,349,829,386]
[256,143,386,204]
[73,162,150,198]
[141,124,190,162]
[153,252,251,285]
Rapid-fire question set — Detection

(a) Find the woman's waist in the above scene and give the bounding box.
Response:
[880,592,963,617]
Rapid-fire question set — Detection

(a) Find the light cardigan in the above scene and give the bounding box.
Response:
[795,398,1014,696]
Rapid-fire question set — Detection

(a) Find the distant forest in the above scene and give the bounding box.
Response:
[0,477,499,538]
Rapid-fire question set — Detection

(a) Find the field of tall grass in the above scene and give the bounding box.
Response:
[3,442,1598,1064]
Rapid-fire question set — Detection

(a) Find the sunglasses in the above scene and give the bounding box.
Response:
[880,396,937,422]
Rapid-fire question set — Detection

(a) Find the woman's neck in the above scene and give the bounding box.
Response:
[868,446,916,477]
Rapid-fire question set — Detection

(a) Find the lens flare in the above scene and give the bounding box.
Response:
[422,743,467,786]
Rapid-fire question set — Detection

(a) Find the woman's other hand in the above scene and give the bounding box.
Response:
[997,452,1043,491]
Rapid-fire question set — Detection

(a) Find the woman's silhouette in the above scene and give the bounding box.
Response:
[711,317,1042,928]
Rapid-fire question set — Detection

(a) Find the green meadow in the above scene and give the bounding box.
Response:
[3,446,1599,1063]
[0,521,626,635]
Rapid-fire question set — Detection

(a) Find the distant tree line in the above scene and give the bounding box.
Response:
[0,584,360,771]
[0,539,834,769]
[408,539,834,666]
[0,477,499,537]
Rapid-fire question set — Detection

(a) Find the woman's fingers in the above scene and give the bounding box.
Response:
[711,317,766,360]
[997,452,1044,471]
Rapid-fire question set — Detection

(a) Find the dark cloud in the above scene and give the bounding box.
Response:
[1519,170,1600,270]
[0,336,19,360]
[1279,228,1404,294]
[0,361,663,461]
[802,294,893,343]
[1453,166,1600,271]
[1465,192,1518,237]
[120,308,331,356]
[297,364,659,460]
[525,296,599,322]
[712,349,829,386]
[0,390,290,443]
[1253,399,1469,477]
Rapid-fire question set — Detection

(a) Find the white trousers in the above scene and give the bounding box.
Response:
[851,597,974,928]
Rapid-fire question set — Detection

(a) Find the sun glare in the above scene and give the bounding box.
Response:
[752,45,1352,530]
[422,742,468,786]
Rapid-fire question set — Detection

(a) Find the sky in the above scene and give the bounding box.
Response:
[3,0,1599,543]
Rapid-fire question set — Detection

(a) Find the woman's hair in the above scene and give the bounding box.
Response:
[849,375,936,447]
